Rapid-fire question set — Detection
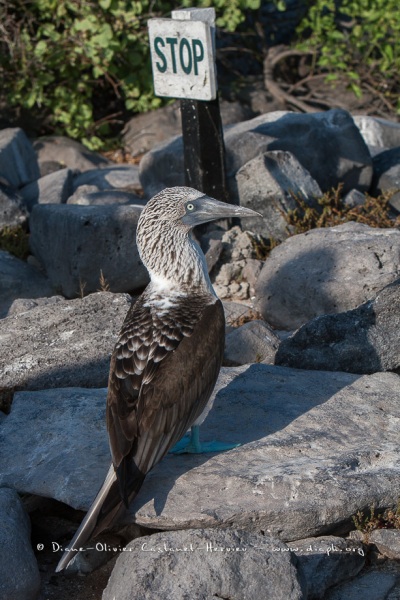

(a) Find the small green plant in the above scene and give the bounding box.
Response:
[295,0,400,112]
[0,0,260,149]
[284,186,400,235]
[0,225,30,259]
[353,501,400,535]
[250,234,280,260]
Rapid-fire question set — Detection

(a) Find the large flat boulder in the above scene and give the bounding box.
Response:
[256,222,400,330]
[29,204,148,297]
[0,291,131,390]
[2,365,399,545]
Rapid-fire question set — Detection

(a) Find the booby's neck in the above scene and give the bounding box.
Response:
[137,223,215,298]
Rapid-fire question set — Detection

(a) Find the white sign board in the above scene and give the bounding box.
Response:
[148,18,217,101]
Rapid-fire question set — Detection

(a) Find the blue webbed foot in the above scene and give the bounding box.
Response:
[188,440,240,453]
[169,426,240,454]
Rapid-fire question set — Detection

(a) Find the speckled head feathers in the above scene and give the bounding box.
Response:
[136,186,261,295]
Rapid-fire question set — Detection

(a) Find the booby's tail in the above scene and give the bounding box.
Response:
[55,464,144,572]
[55,465,118,572]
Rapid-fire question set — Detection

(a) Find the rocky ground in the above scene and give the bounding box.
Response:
[1,87,400,599]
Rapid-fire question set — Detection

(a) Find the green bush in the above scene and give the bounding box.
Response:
[2,1,398,150]
[295,0,400,110]
[0,0,259,149]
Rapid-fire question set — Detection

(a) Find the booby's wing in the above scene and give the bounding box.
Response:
[56,292,224,573]
[107,292,225,505]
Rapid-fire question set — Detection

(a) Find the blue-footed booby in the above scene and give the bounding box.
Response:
[56,186,260,572]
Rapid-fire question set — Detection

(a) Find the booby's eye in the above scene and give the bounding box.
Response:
[186,202,195,211]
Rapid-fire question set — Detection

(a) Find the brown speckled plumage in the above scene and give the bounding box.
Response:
[56,187,258,572]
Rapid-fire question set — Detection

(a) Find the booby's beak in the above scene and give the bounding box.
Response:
[181,195,262,228]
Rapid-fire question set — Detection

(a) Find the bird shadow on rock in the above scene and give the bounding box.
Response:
[127,362,361,519]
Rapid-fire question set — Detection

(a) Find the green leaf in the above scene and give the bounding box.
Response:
[34,40,48,57]
[383,44,394,62]
[349,82,362,99]
[91,23,114,48]
[73,16,99,33]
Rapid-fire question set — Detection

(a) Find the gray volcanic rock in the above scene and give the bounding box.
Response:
[0,128,40,188]
[126,367,400,538]
[73,165,141,193]
[6,295,65,317]
[19,168,73,210]
[139,134,184,197]
[212,226,264,302]
[222,301,259,333]
[123,102,182,157]
[3,365,400,545]
[325,570,398,600]
[256,222,400,330]
[67,188,145,206]
[102,529,305,600]
[235,150,322,240]
[343,188,366,208]
[368,530,400,560]
[29,203,148,297]
[0,388,109,508]
[33,135,111,173]
[224,319,280,366]
[353,115,400,155]
[0,488,40,600]
[371,147,400,212]
[123,99,254,158]
[0,291,131,390]
[275,278,400,374]
[140,109,372,199]
[0,250,54,318]
[293,536,365,599]
[0,184,28,228]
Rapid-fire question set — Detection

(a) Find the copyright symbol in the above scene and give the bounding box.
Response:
[37,544,44,551]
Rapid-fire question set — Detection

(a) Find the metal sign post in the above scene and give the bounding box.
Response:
[148,8,228,203]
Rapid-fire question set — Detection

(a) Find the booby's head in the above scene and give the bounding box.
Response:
[137,186,261,293]
[138,186,260,233]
